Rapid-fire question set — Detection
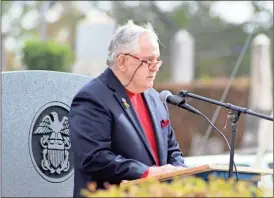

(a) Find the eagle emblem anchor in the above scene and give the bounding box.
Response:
[34,112,70,174]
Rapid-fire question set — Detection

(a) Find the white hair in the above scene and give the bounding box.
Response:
[106,20,159,67]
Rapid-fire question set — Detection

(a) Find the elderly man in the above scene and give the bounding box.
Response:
[68,20,187,197]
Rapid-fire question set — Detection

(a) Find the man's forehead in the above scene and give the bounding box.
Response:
[139,32,158,43]
[136,33,160,57]
[138,38,159,51]
[140,48,160,58]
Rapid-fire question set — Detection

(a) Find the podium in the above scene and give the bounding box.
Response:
[122,164,273,186]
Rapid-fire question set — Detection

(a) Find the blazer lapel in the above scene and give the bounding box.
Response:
[113,92,156,164]
[104,68,156,163]
[143,90,166,166]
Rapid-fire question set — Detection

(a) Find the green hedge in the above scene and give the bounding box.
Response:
[22,40,73,72]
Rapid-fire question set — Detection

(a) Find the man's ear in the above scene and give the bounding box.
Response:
[116,54,127,72]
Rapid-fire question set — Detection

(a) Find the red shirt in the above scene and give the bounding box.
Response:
[126,89,160,177]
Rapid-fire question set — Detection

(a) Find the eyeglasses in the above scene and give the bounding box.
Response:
[124,53,162,69]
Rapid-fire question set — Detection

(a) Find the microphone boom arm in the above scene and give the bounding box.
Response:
[179,90,273,121]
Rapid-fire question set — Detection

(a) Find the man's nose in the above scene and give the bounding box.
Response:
[149,63,161,71]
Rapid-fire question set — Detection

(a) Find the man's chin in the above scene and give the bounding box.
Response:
[146,81,154,88]
[138,82,154,92]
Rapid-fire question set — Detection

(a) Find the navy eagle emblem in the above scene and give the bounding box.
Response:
[34,112,70,174]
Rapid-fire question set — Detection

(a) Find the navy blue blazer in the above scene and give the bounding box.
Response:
[68,68,186,197]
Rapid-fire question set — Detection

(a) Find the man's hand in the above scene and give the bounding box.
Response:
[121,180,128,183]
[147,164,186,177]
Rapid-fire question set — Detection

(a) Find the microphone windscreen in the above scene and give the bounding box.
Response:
[160,90,172,103]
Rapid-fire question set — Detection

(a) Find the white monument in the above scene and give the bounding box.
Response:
[171,29,195,83]
[249,34,273,112]
[73,9,116,77]
[243,34,273,148]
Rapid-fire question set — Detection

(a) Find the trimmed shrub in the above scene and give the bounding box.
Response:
[22,40,73,72]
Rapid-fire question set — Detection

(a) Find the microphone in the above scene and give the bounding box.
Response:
[160,90,200,115]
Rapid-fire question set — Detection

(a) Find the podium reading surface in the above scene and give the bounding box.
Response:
[122,164,273,186]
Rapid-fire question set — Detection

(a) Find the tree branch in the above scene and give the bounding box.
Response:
[148,1,179,32]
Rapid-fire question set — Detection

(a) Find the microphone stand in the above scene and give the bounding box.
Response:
[179,90,273,179]
[228,109,240,178]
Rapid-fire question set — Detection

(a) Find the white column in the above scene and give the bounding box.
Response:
[243,34,273,148]
[171,30,195,83]
[72,10,116,77]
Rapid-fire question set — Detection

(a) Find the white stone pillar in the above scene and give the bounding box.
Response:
[72,10,116,77]
[243,34,273,148]
[171,30,195,83]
